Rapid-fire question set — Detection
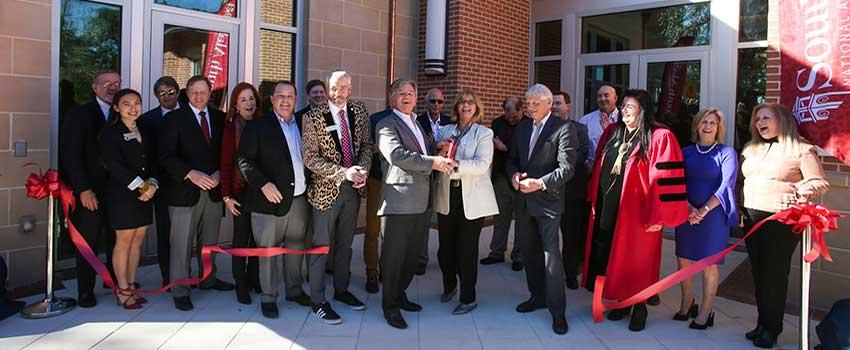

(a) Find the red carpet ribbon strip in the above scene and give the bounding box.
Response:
[591,202,843,323]
[26,168,328,295]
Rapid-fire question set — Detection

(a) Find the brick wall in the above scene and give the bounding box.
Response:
[763,0,850,311]
[162,51,194,89]
[258,29,294,98]
[417,0,531,125]
[306,0,418,113]
[0,0,52,289]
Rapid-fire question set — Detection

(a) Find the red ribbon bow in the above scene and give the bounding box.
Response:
[25,169,60,200]
[774,202,844,262]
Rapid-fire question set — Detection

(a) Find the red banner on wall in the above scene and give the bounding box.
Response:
[779,0,850,166]
[658,36,694,117]
[202,0,237,94]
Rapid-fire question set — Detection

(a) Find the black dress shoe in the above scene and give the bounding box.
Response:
[384,312,408,329]
[78,292,97,308]
[366,274,379,294]
[440,287,457,303]
[415,262,427,276]
[689,312,714,330]
[607,306,631,321]
[515,298,546,313]
[565,277,579,290]
[400,298,422,312]
[479,256,505,265]
[647,294,661,306]
[628,303,648,332]
[285,293,311,307]
[200,279,235,291]
[511,261,524,271]
[235,287,252,305]
[173,296,194,311]
[752,329,777,348]
[552,316,569,335]
[746,325,765,340]
[673,299,698,321]
[261,302,279,319]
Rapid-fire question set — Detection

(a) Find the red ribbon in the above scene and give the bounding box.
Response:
[591,202,844,323]
[25,168,328,294]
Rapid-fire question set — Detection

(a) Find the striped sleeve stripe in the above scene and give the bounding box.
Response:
[655,161,684,170]
[658,177,686,186]
[659,193,688,202]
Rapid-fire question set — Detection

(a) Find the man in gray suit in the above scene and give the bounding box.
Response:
[507,84,578,335]
[376,79,455,329]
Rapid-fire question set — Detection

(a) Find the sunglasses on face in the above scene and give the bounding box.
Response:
[429,99,445,104]
[157,89,177,97]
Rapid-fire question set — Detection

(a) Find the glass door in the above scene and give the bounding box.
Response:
[149,11,239,110]
[639,52,709,147]
[576,54,638,118]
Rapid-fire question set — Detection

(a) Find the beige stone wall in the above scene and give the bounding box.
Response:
[306,0,419,113]
[0,0,52,289]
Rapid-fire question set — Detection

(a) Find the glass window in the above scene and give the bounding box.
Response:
[258,29,295,111]
[645,60,702,147]
[740,0,768,42]
[154,0,238,17]
[581,3,710,53]
[583,64,629,114]
[735,48,767,150]
[534,60,561,92]
[535,20,562,57]
[162,25,231,109]
[261,0,296,27]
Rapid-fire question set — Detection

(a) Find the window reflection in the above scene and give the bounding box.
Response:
[581,3,710,53]
[155,0,238,17]
[534,60,561,92]
[535,20,562,57]
[162,25,230,109]
[583,64,629,114]
[735,48,767,150]
[646,60,702,147]
[740,0,768,42]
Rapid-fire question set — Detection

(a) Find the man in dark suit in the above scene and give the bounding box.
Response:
[236,80,309,319]
[294,79,327,119]
[139,76,181,287]
[551,91,591,290]
[158,75,234,311]
[507,84,578,335]
[413,87,451,275]
[59,71,121,307]
[376,79,455,329]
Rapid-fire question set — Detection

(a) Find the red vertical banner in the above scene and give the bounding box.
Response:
[658,37,694,117]
[202,0,237,101]
[779,0,850,166]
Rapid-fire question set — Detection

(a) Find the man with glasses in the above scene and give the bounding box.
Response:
[414,88,451,275]
[60,71,121,307]
[140,76,181,288]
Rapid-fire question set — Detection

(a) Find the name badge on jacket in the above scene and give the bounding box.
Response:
[123,132,137,141]
[325,125,339,133]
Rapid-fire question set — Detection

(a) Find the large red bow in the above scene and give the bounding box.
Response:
[25,169,60,200]
[774,202,844,262]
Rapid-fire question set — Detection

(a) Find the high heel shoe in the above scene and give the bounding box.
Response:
[128,282,148,304]
[628,303,648,332]
[673,299,698,321]
[115,290,143,310]
[689,312,714,329]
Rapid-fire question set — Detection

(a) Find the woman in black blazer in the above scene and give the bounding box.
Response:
[100,89,159,309]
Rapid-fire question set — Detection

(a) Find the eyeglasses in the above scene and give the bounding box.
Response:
[429,99,445,104]
[620,104,640,112]
[459,99,476,106]
[157,89,177,98]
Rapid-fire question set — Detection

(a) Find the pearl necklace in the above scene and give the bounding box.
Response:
[695,141,717,155]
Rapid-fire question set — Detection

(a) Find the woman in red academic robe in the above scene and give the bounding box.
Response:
[581,89,688,331]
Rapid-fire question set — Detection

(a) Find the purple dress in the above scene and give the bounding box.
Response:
[674,144,738,263]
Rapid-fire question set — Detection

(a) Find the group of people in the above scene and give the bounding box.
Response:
[60,70,830,348]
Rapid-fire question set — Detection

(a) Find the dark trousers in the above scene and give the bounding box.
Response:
[309,185,360,304]
[70,190,115,295]
[381,212,429,314]
[153,194,171,284]
[560,199,588,279]
[437,186,484,304]
[745,208,800,335]
[231,197,259,293]
[516,205,566,318]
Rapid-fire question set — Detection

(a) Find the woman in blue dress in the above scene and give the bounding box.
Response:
[674,108,738,330]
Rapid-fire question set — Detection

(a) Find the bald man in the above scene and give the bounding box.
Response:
[579,85,619,167]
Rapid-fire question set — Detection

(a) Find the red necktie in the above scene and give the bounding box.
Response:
[338,109,354,167]
[198,111,211,144]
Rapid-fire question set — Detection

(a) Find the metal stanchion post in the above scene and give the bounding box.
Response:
[21,195,76,318]
[800,225,813,350]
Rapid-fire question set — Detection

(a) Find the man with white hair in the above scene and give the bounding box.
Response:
[302,70,372,324]
[506,84,578,335]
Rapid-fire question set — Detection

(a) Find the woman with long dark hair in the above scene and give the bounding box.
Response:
[100,88,158,309]
[220,82,263,304]
[741,103,829,348]
[582,89,688,331]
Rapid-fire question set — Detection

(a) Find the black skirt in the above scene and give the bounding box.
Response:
[105,188,154,230]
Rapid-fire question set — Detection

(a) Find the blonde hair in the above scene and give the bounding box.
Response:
[450,88,486,124]
[690,108,726,144]
[743,102,803,157]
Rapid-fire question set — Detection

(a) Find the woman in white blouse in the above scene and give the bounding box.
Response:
[433,88,499,315]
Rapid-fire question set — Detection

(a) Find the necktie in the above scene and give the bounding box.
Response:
[338,109,354,167]
[528,121,542,159]
[199,111,211,144]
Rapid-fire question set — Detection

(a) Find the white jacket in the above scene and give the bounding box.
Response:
[432,123,499,219]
